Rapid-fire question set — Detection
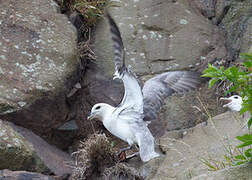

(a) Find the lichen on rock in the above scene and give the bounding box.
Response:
[0,120,49,173]
[0,0,79,142]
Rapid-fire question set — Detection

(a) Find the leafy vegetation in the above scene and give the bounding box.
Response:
[202,49,252,166]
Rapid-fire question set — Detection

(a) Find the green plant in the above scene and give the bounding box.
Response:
[73,0,118,27]
[202,50,252,166]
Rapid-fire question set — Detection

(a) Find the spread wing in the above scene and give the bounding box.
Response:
[107,13,143,120]
[142,71,202,134]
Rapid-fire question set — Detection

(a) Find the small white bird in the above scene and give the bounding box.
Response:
[220,95,251,128]
[220,95,243,112]
[88,12,202,162]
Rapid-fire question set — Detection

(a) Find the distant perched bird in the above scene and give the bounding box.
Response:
[220,95,251,128]
[88,12,203,162]
[220,95,243,112]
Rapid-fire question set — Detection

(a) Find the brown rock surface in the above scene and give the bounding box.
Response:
[0,120,73,176]
[0,0,78,140]
[83,0,227,135]
[153,112,248,179]
[0,169,55,180]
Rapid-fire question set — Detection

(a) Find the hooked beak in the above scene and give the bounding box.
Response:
[87,112,95,120]
[220,97,232,107]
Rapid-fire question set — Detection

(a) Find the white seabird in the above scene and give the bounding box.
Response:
[220,95,243,112]
[88,12,203,162]
[220,95,251,128]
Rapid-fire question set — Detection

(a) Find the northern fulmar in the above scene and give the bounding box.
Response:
[220,95,243,112]
[88,12,203,162]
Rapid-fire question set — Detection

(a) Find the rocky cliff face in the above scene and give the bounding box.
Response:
[0,120,73,176]
[0,0,78,142]
[0,0,251,179]
[89,0,228,134]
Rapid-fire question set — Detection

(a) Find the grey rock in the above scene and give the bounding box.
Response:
[100,112,249,179]
[0,120,73,176]
[0,169,55,180]
[87,0,227,134]
[0,120,49,173]
[214,0,231,24]
[188,0,216,19]
[57,120,78,130]
[219,0,252,60]
[193,163,252,180]
[94,0,226,76]
[0,0,78,141]
[152,112,249,179]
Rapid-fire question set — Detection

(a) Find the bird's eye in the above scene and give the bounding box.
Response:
[95,106,101,110]
[234,96,238,99]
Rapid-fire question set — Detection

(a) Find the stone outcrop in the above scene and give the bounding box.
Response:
[83,0,227,135]
[109,112,249,179]
[152,112,249,179]
[0,120,73,176]
[0,169,55,180]
[188,0,216,19]
[219,0,252,60]
[194,163,252,180]
[0,120,48,173]
[0,0,251,179]
[94,0,227,76]
[88,112,250,179]
[0,0,78,141]
[189,0,252,61]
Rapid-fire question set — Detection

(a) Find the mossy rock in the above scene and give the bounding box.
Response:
[0,120,49,173]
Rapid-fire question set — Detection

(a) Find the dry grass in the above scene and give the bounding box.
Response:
[103,163,143,180]
[77,31,96,61]
[196,96,248,171]
[56,0,118,27]
[70,133,115,180]
[73,0,108,26]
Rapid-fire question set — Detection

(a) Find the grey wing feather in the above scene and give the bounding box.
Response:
[107,13,143,118]
[106,12,125,74]
[142,71,202,123]
[134,123,159,162]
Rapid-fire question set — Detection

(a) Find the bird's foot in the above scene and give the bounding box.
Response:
[116,146,133,162]
[126,152,139,160]
[116,151,139,162]
[117,150,127,162]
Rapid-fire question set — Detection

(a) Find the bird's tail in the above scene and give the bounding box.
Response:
[136,128,159,162]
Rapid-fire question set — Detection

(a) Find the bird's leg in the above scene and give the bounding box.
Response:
[117,145,132,156]
[117,145,133,162]
[126,152,139,160]
[119,145,133,153]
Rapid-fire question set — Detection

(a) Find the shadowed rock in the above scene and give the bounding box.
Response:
[0,120,73,176]
[0,0,79,143]
[0,169,55,180]
[88,0,227,134]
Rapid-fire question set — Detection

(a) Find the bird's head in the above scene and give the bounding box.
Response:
[88,103,115,122]
[220,95,243,112]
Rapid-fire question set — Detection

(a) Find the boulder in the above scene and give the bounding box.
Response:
[214,0,231,24]
[194,163,252,180]
[219,0,252,60]
[101,111,249,179]
[188,0,216,19]
[0,120,73,176]
[189,0,252,60]
[0,0,79,141]
[0,169,55,180]
[94,0,227,76]
[151,112,249,179]
[160,83,225,132]
[84,0,227,135]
